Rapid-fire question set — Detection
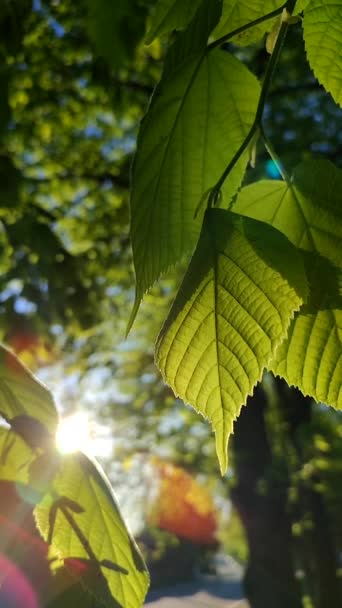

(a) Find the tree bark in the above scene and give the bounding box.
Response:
[230,379,341,608]
[231,383,302,608]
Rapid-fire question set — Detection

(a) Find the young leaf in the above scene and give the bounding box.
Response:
[129,48,260,330]
[303,0,342,107]
[145,0,203,44]
[155,209,307,473]
[35,452,149,608]
[269,254,342,407]
[0,344,58,435]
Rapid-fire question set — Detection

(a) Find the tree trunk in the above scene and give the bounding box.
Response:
[230,379,341,608]
[231,383,302,608]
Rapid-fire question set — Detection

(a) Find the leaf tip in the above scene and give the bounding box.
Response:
[215,428,229,476]
[125,294,141,337]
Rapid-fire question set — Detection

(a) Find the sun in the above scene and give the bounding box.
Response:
[56,412,93,455]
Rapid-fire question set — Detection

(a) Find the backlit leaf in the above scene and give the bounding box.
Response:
[35,452,149,608]
[156,209,307,473]
[303,0,342,106]
[0,427,35,484]
[0,344,58,436]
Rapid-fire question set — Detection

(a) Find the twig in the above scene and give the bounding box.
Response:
[208,0,298,208]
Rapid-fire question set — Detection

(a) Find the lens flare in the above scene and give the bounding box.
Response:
[0,553,38,608]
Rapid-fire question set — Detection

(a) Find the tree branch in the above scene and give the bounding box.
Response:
[208,0,298,208]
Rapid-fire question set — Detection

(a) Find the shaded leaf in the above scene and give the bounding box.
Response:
[145,0,203,44]
[303,0,342,106]
[85,0,146,69]
[156,209,307,472]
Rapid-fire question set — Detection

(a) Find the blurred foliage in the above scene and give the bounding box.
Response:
[218,508,249,565]
[0,4,341,598]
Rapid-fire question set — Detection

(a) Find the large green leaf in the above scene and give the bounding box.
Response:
[145,0,203,43]
[234,160,342,406]
[0,344,58,437]
[35,452,149,608]
[129,45,260,329]
[155,209,307,473]
[303,0,342,107]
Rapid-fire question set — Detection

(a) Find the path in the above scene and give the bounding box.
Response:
[145,555,249,607]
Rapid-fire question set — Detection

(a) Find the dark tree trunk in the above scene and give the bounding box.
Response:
[230,383,302,608]
[230,378,341,608]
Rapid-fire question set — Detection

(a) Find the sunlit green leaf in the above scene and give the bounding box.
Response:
[303,0,342,107]
[156,209,307,473]
[0,427,35,484]
[129,47,260,329]
[35,452,149,608]
[0,344,58,436]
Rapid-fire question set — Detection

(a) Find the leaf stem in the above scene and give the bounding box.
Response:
[208,0,298,208]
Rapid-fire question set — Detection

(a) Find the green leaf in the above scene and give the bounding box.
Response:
[233,160,342,269]
[303,0,342,106]
[155,209,307,473]
[145,0,203,44]
[212,1,285,45]
[35,452,149,608]
[212,0,309,45]
[270,254,341,408]
[0,344,58,436]
[296,0,312,12]
[129,47,260,330]
[234,160,342,406]
[0,427,35,484]
[85,0,146,69]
